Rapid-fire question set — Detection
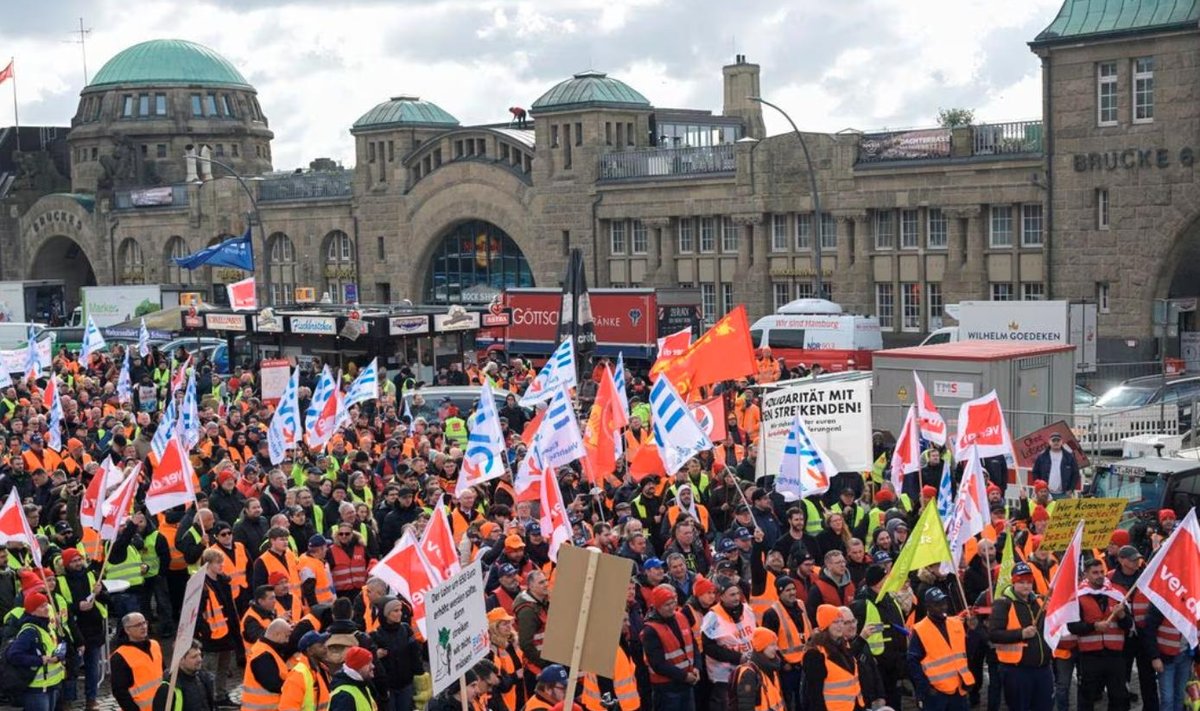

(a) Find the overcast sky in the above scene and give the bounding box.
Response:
[2,0,1063,171]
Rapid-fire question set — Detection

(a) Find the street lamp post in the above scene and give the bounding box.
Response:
[750,96,825,300]
[190,153,271,302]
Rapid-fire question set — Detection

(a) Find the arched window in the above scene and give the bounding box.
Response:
[164,236,192,285]
[424,220,533,303]
[118,238,145,284]
[268,233,297,306]
[323,230,356,303]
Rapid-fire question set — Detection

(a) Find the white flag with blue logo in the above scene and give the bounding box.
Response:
[456,382,508,496]
[23,325,40,378]
[777,413,836,498]
[613,352,630,417]
[179,367,200,450]
[519,340,576,407]
[116,349,132,404]
[268,367,301,464]
[305,365,340,449]
[80,316,106,361]
[138,318,151,358]
[936,458,955,521]
[649,373,712,476]
[344,358,379,408]
[151,395,178,461]
[46,378,64,452]
[515,386,584,495]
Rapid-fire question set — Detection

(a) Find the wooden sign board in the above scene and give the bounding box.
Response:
[541,546,634,678]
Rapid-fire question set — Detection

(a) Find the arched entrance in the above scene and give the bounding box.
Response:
[424,220,533,304]
[30,235,97,314]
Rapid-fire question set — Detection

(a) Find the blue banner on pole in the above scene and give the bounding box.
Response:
[173,227,255,271]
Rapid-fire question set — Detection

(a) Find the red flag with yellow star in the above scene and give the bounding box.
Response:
[651,305,757,398]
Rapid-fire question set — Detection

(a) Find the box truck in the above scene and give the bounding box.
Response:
[0,280,67,324]
[921,300,1097,373]
[80,285,165,328]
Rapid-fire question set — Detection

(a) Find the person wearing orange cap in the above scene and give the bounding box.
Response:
[59,438,92,477]
[731,627,783,711]
[487,606,524,711]
[329,645,378,711]
[641,583,700,711]
[803,604,867,711]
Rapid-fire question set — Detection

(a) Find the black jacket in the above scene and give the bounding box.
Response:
[152,667,215,711]
[1031,448,1080,493]
[987,590,1051,667]
[208,486,245,528]
[369,617,423,690]
[234,514,270,560]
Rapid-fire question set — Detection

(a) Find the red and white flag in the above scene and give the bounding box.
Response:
[914,372,947,446]
[890,405,922,492]
[145,436,197,515]
[170,354,192,395]
[657,327,692,360]
[420,501,462,582]
[690,395,727,443]
[954,390,1015,462]
[0,61,13,86]
[1044,520,1084,652]
[226,276,257,312]
[369,530,436,636]
[0,489,41,566]
[538,461,572,562]
[1137,508,1200,647]
[80,458,123,531]
[100,464,141,539]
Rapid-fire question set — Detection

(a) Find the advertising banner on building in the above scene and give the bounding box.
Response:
[505,290,656,349]
[859,128,952,161]
[756,374,873,478]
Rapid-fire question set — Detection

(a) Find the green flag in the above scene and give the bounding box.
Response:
[877,500,952,600]
[994,520,1016,598]
[870,452,887,484]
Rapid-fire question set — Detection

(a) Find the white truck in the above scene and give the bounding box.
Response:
[921,300,1097,373]
[0,280,67,324]
[80,285,166,328]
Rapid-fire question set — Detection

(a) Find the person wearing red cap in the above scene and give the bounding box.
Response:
[1154,508,1177,545]
[640,583,700,710]
[6,591,66,710]
[329,645,378,711]
[1029,505,1050,535]
[56,545,109,710]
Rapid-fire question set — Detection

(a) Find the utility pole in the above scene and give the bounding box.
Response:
[63,18,91,85]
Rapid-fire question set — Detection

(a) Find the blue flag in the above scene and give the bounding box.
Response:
[174,227,255,271]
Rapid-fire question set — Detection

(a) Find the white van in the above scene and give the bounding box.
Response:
[749,299,883,371]
[0,322,47,350]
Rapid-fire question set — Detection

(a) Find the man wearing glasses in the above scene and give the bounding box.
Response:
[329,523,369,599]
[111,613,163,711]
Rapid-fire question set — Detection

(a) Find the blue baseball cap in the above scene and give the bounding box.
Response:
[643,557,665,570]
[871,550,893,565]
[298,631,330,651]
[717,538,738,554]
[924,587,948,604]
[525,522,542,536]
[734,527,753,540]
[538,664,569,686]
[498,563,519,578]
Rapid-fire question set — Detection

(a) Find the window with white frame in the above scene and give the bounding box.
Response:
[678,218,694,253]
[901,283,921,331]
[796,214,811,250]
[875,283,894,329]
[1133,56,1154,123]
[990,205,1014,247]
[772,215,789,252]
[796,282,815,300]
[721,283,734,315]
[927,282,944,329]
[1097,188,1110,230]
[900,210,919,249]
[1022,204,1044,247]
[990,283,1014,301]
[773,283,790,310]
[820,213,837,251]
[928,208,947,249]
[699,218,716,253]
[610,221,627,254]
[1022,283,1046,300]
[875,211,895,250]
[631,220,648,254]
[700,283,717,324]
[1097,282,1110,313]
[1097,61,1118,126]
[721,217,740,253]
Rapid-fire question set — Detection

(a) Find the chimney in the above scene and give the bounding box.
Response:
[723,55,765,140]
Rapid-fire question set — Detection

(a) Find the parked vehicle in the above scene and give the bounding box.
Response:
[0,280,67,325]
[402,386,516,419]
[749,298,882,371]
[1074,384,1097,407]
[1077,374,1200,452]
[921,300,1097,373]
[1089,456,1200,524]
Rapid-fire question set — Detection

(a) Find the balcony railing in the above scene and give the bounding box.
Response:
[257,171,353,202]
[972,120,1042,156]
[599,143,736,181]
[113,184,189,209]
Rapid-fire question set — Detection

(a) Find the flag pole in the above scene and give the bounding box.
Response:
[10,57,19,153]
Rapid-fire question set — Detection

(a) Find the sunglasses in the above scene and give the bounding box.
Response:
[217,531,232,537]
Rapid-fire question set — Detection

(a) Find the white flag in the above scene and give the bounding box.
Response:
[268,367,301,464]
[649,373,712,475]
[344,358,380,407]
[80,316,106,361]
[116,349,132,404]
[515,387,585,496]
[304,366,340,449]
[612,352,630,417]
[777,413,836,498]
[456,383,508,496]
[519,340,576,407]
[179,367,200,451]
[138,318,151,358]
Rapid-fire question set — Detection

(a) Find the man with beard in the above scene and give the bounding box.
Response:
[702,577,757,711]
[806,550,855,622]
[760,576,809,711]
[259,469,290,519]
[234,498,270,561]
[485,534,534,592]
[523,523,551,568]
[664,520,711,576]
[630,476,665,549]
[513,570,552,696]
[485,563,524,615]
[279,631,331,711]
[209,470,245,528]
[642,583,701,711]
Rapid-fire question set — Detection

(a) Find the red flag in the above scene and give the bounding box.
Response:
[100,464,141,539]
[582,364,628,484]
[80,459,121,531]
[889,406,921,492]
[1137,508,1200,647]
[538,461,572,562]
[171,355,192,394]
[656,327,692,359]
[521,406,546,447]
[420,501,462,578]
[690,395,727,443]
[954,391,1015,462]
[145,437,196,515]
[651,306,757,398]
[0,61,12,86]
[1044,520,1083,652]
[226,276,257,311]
[369,530,435,636]
[914,372,947,446]
[42,376,57,410]
[0,489,40,566]
[628,442,667,482]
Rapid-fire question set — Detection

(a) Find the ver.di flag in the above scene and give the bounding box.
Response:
[420,501,462,579]
[538,455,572,562]
[1044,520,1084,652]
[268,366,301,464]
[777,413,836,499]
[456,383,508,496]
[890,406,921,493]
[99,463,142,540]
[344,358,380,407]
[519,339,576,407]
[954,390,1016,462]
[369,529,436,636]
[80,315,106,361]
[649,373,712,476]
[1136,508,1200,647]
[914,372,947,446]
[145,435,197,515]
[304,365,339,449]
[0,489,41,567]
[878,499,951,600]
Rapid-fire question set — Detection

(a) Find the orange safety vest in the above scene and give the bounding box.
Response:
[275,594,302,624]
[492,646,520,711]
[81,527,103,562]
[749,570,780,621]
[157,516,187,571]
[666,504,710,533]
[734,662,785,711]
[360,588,379,633]
[241,605,275,653]
[209,542,249,597]
[202,585,231,641]
[491,586,518,615]
[1053,632,1077,661]
[993,593,1041,665]
[329,544,369,592]
[816,647,862,711]
[1156,617,1186,658]
[1076,593,1125,653]
[278,657,330,711]
[243,640,288,710]
[261,548,302,588]
[523,695,555,711]
[111,640,164,711]
[582,645,638,711]
[1107,572,1150,627]
[642,611,697,684]
[912,616,974,695]
[769,602,811,664]
[1029,561,1056,597]
[299,553,336,606]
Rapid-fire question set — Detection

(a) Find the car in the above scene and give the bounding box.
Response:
[159,336,251,375]
[1074,384,1097,407]
[1089,456,1200,524]
[403,386,520,421]
[1078,374,1200,452]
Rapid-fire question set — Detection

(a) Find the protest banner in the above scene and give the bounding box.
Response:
[1040,497,1127,550]
[756,373,873,479]
[164,571,207,704]
[425,560,490,696]
[543,546,635,700]
[259,358,292,405]
[1014,420,1090,469]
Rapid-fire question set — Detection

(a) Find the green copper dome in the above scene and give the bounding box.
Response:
[1033,0,1200,45]
[351,96,460,133]
[532,70,650,113]
[88,39,252,89]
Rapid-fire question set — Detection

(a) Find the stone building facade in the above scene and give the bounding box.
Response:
[0,0,1196,358]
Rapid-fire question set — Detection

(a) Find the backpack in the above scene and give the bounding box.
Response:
[0,625,42,695]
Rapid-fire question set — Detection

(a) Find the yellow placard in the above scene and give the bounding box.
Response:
[1040,497,1128,550]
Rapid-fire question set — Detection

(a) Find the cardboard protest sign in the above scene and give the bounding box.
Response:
[1015,420,1090,469]
[1040,497,1127,550]
[756,375,873,479]
[425,561,490,695]
[542,546,634,678]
